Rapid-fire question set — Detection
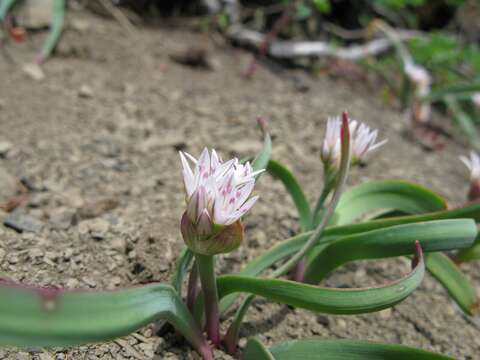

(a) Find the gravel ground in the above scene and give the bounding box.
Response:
[0,8,479,360]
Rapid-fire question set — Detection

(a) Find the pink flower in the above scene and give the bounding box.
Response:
[321,116,387,168]
[180,148,262,227]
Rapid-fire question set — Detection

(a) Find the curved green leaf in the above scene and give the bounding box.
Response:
[0,280,212,359]
[334,180,447,225]
[0,0,16,21]
[425,252,479,315]
[422,81,480,103]
[268,339,453,360]
[216,242,424,315]
[243,337,275,360]
[455,236,480,263]
[171,248,194,294]
[38,0,65,63]
[267,160,312,232]
[303,219,477,284]
[252,126,272,173]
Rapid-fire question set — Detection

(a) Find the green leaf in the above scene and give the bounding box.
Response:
[312,0,331,13]
[422,81,480,102]
[216,242,424,315]
[455,236,480,263]
[267,160,312,232]
[38,0,65,63]
[334,180,447,225]
[252,124,272,173]
[0,0,17,21]
[0,280,211,358]
[243,337,275,360]
[425,252,479,315]
[171,248,194,294]
[303,219,476,284]
[268,339,453,360]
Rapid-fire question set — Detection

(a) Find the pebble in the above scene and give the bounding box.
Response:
[110,237,127,253]
[0,248,5,262]
[0,167,18,202]
[0,141,12,158]
[4,210,44,233]
[22,63,45,81]
[78,218,110,240]
[78,198,119,219]
[378,308,392,319]
[49,207,77,230]
[78,84,94,98]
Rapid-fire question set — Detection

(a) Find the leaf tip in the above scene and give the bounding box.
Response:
[341,111,350,145]
[256,116,268,136]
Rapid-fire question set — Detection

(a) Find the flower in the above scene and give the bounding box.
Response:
[179,148,262,254]
[321,116,387,168]
[460,151,480,201]
[404,62,431,87]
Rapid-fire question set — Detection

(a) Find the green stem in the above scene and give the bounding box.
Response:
[312,170,336,228]
[195,253,220,346]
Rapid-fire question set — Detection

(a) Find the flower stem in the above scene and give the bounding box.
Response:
[187,260,199,312]
[195,253,220,346]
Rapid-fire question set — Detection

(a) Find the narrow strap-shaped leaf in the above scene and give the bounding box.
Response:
[425,252,479,315]
[334,180,447,225]
[268,339,453,360]
[216,243,424,315]
[422,81,480,103]
[0,0,16,21]
[455,236,480,263]
[267,160,312,232]
[37,0,65,63]
[303,219,477,284]
[0,280,212,359]
[243,337,275,360]
[252,122,272,173]
[171,248,194,294]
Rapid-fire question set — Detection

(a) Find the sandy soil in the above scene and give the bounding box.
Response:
[0,8,479,360]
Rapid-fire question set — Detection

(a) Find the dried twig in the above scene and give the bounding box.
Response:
[228,25,420,60]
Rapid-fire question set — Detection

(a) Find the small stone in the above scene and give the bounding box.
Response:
[110,237,127,253]
[55,353,66,360]
[82,277,97,288]
[6,252,19,264]
[65,278,79,289]
[0,141,12,157]
[316,315,330,327]
[38,352,54,360]
[4,210,44,233]
[78,218,110,240]
[28,248,44,260]
[49,207,76,230]
[336,318,347,329]
[22,63,45,81]
[78,197,119,219]
[0,167,18,202]
[0,248,5,262]
[78,84,94,98]
[378,308,392,319]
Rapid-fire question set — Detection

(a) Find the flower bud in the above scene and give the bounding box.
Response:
[181,211,244,255]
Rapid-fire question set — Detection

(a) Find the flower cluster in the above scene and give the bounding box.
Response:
[321,116,387,169]
[179,148,262,254]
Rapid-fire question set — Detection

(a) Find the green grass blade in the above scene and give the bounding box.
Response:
[243,337,275,360]
[267,160,312,231]
[171,248,194,294]
[334,180,447,225]
[252,124,272,173]
[425,252,479,315]
[217,242,424,315]
[0,0,17,21]
[455,236,480,263]
[303,219,477,284]
[422,81,480,103]
[0,280,211,358]
[268,339,453,360]
[37,0,65,63]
